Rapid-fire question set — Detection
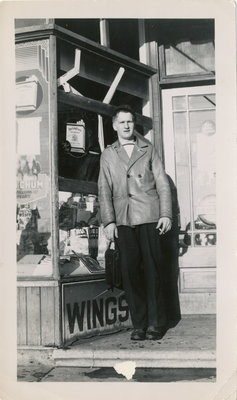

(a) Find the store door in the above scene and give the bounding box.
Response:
[162,86,216,314]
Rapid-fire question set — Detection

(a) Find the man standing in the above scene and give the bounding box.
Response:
[98,105,178,341]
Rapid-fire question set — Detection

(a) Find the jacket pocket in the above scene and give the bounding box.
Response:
[145,188,157,196]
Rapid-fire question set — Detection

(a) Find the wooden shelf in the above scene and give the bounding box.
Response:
[59,176,98,195]
[58,90,153,129]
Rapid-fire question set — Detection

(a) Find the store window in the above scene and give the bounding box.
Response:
[164,40,215,76]
[172,92,216,247]
[57,109,116,279]
[57,34,153,278]
[59,191,107,277]
[16,40,53,276]
[146,19,215,79]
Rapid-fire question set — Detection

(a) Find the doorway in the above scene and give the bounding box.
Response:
[162,86,216,313]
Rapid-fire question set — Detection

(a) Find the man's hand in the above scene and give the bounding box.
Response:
[104,223,118,241]
[156,217,172,235]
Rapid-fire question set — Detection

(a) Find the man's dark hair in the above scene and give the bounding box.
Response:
[112,105,136,123]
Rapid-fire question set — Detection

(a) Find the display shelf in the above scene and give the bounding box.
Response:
[58,91,153,129]
[59,176,98,195]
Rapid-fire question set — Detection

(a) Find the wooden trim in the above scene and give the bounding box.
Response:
[180,268,216,293]
[15,24,156,76]
[58,90,153,129]
[99,19,110,47]
[17,288,27,345]
[17,280,59,287]
[41,286,56,345]
[15,22,55,35]
[49,35,62,347]
[60,274,105,284]
[138,20,154,144]
[138,20,147,65]
[15,28,55,43]
[160,76,215,86]
[49,35,60,281]
[158,44,166,81]
[54,284,62,346]
[161,72,215,80]
[17,275,55,281]
[146,40,164,160]
[27,287,41,345]
[17,285,62,346]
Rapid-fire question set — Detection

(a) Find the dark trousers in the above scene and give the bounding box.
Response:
[116,223,168,330]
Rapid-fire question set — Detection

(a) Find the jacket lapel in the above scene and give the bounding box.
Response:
[112,136,149,171]
[112,141,130,170]
[127,136,148,171]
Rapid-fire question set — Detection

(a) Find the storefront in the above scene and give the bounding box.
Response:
[16,18,215,348]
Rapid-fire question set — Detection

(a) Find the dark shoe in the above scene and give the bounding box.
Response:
[131,329,146,341]
[146,326,167,340]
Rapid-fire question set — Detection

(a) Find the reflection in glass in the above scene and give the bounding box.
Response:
[172,93,216,250]
[165,41,215,76]
[16,40,52,269]
[194,233,216,247]
[59,191,106,275]
[188,95,215,110]
[189,111,216,227]
[172,96,186,111]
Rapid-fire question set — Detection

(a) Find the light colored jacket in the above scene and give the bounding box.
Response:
[98,135,172,227]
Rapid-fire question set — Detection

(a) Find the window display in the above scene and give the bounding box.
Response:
[59,191,107,277]
[172,93,216,248]
[16,40,53,273]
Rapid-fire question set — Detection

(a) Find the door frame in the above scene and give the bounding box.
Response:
[161,85,216,313]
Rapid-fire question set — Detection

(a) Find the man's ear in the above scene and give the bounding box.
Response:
[112,122,117,132]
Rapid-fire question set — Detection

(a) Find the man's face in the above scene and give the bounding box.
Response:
[113,111,135,141]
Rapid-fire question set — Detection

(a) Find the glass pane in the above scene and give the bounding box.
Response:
[189,109,216,229]
[165,40,215,76]
[16,40,52,273]
[195,233,216,246]
[59,191,106,277]
[172,96,186,111]
[173,112,191,231]
[188,94,216,110]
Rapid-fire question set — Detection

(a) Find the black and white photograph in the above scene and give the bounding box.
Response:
[0,0,236,399]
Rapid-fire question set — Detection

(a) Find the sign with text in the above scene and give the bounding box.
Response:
[17,172,49,204]
[62,280,131,344]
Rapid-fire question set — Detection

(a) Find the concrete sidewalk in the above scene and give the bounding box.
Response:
[53,314,216,369]
[18,314,216,382]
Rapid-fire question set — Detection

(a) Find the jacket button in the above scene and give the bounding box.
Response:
[128,193,132,197]
[138,174,142,178]
[127,174,130,178]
